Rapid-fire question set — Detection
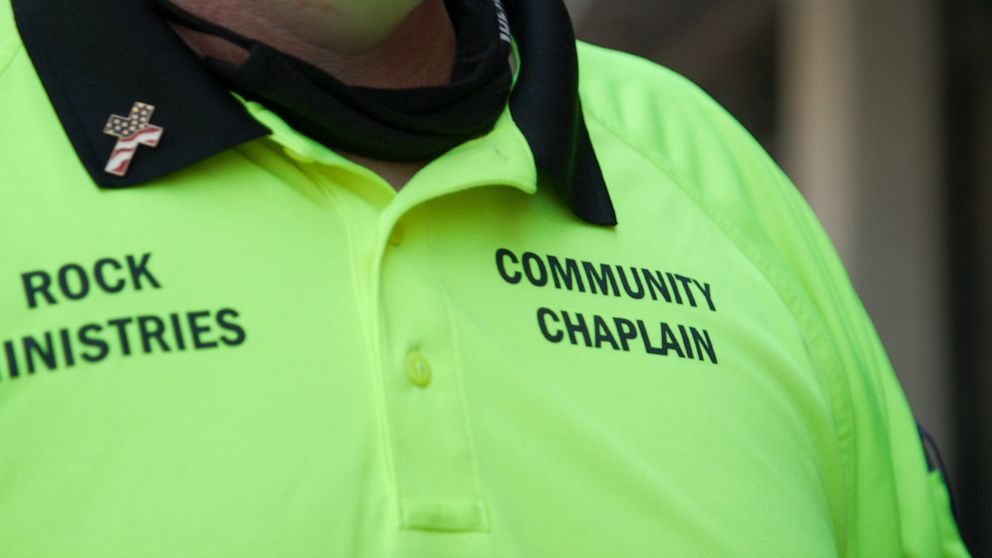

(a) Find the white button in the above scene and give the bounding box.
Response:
[405,352,432,388]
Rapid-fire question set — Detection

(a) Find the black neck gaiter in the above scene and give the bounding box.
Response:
[152,0,617,225]
[152,0,513,162]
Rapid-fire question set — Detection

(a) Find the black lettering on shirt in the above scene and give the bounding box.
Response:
[21,271,56,309]
[59,328,76,368]
[138,315,171,353]
[188,311,218,349]
[24,332,57,373]
[537,308,564,343]
[593,315,620,350]
[613,318,637,351]
[643,269,672,303]
[692,328,718,364]
[3,340,19,378]
[19,253,163,308]
[548,256,585,292]
[693,279,717,312]
[582,262,621,297]
[522,252,548,287]
[107,317,135,356]
[79,324,110,363]
[170,313,187,351]
[127,253,161,291]
[217,309,246,347]
[616,267,645,299]
[0,308,250,381]
[58,264,90,301]
[562,311,591,347]
[496,248,522,284]
[94,258,126,293]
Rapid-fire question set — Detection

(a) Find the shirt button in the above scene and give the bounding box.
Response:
[405,352,433,388]
[388,224,404,247]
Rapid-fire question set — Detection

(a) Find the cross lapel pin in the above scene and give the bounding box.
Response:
[102,102,165,177]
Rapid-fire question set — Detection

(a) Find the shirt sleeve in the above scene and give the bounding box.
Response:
[576,43,970,555]
[708,104,971,557]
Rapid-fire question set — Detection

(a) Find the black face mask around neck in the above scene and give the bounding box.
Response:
[152,0,513,162]
[150,0,617,225]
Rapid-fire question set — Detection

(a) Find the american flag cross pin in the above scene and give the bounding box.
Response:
[102,102,164,177]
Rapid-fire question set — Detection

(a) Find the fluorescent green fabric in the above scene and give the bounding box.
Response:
[0,3,968,555]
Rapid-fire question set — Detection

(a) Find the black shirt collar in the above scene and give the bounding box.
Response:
[11,0,617,226]
[11,0,269,188]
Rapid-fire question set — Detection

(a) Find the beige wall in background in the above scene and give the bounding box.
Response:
[779,0,953,471]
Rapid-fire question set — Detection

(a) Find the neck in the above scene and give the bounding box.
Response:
[168,0,456,190]
[169,0,456,88]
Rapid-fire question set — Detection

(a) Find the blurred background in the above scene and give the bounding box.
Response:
[562,0,991,553]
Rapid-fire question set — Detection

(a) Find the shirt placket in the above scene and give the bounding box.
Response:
[365,113,537,535]
[374,209,489,533]
[260,105,537,538]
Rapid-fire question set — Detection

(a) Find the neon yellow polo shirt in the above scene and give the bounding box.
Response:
[0,1,968,556]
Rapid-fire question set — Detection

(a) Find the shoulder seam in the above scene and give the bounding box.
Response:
[0,0,20,79]
[0,40,21,79]
[584,105,856,547]
[583,105,812,354]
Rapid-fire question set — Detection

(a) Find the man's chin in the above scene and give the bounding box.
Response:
[283,0,428,54]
